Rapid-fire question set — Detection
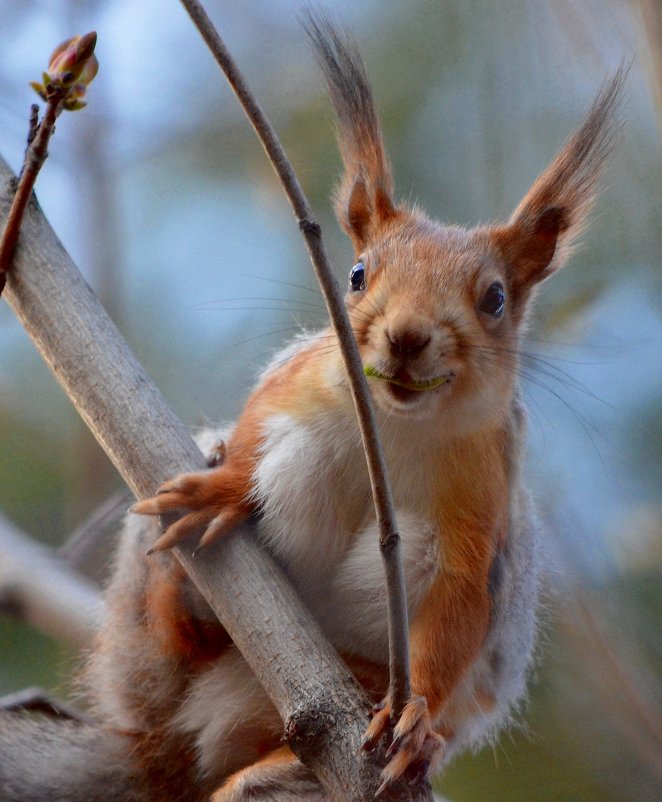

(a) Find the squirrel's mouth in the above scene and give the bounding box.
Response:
[363,365,450,393]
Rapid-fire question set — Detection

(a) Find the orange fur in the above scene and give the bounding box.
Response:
[131,727,204,802]
[146,562,231,666]
[127,15,623,796]
[341,653,389,704]
[215,745,297,797]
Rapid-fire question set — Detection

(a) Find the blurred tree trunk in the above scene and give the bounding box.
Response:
[638,0,662,129]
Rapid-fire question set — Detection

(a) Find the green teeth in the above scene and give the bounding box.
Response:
[363,365,448,391]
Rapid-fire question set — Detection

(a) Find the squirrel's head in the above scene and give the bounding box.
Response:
[306,13,623,430]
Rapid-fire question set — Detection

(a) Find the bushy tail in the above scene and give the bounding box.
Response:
[0,712,144,802]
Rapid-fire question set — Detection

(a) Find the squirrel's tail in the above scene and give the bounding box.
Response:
[0,712,144,802]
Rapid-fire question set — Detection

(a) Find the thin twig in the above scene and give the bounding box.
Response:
[0,92,63,295]
[0,30,98,296]
[178,0,411,720]
[574,589,662,746]
[26,104,39,151]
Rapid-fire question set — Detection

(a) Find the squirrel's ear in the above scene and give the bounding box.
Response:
[304,11,398,251]
[492,204,568,290]
[343,173,397,249]
[492,68,625,292]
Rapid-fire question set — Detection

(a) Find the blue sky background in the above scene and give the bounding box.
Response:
[1,3,661,798]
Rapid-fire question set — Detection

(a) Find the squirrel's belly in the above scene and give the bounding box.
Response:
[304,509,441,663]
[252,412,372,579]
[251,413,439,661]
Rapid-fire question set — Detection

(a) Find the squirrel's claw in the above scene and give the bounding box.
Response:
[363,694,444,794]
[134,469,250,555]
[132,474,200,516]
[361,700,390,752]
[197,507,246,549]
[146,510,212,554]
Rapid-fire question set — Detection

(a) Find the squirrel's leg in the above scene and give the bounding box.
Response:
[211,746,327,802]
[363,525,496,790]
[363,433,509,790]
[364,573,491,787]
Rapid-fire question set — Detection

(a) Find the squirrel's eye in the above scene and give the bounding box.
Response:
[349,261,366,292]
[478,281,505,317]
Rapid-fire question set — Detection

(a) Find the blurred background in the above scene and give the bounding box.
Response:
[0,1,661,799]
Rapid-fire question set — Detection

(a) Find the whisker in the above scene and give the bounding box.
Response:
[221,326,316,353]
[193,296,328,312]
[239,272,322,297]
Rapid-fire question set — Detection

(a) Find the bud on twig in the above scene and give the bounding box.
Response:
[0,32,100,294]
[30,32,98,111]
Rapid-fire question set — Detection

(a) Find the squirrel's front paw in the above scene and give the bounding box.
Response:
[362,694,444,794]
[132,469,249,554]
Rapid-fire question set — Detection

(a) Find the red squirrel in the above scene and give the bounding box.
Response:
[83,15,623,802]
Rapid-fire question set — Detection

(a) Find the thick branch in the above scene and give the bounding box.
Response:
[0,156,431,801]
[179,0,411,720]
[639,0,662,129]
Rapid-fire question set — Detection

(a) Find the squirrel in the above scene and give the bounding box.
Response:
[0,13,623,802]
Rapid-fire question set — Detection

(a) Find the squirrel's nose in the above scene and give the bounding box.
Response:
[386,314,432,357]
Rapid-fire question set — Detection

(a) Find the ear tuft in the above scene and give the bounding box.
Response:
[303,9,398,250]
[496,67,625,289]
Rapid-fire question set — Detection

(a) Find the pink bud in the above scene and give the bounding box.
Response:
[32,31,98,110]
[48,38,77,72]
[47,32,98,87]
[77,51,99,87]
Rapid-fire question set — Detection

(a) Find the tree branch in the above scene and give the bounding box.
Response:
[0,32,98,296]
[638,0,662,129]
[0,687,94,724]
[0,510,103,648]
[178,0,411,721]
[0,95,62,294]
[0,154,432,801]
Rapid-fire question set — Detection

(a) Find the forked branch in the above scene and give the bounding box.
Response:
[0,151,431,800]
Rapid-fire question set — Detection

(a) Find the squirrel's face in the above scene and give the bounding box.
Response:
[345,218,520,431]
[322,35,621,430]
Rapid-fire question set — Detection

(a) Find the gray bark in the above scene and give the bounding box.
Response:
[0,155,432,801]
[0,511,103,647]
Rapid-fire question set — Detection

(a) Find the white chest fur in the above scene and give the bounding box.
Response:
[252,408,441,663]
